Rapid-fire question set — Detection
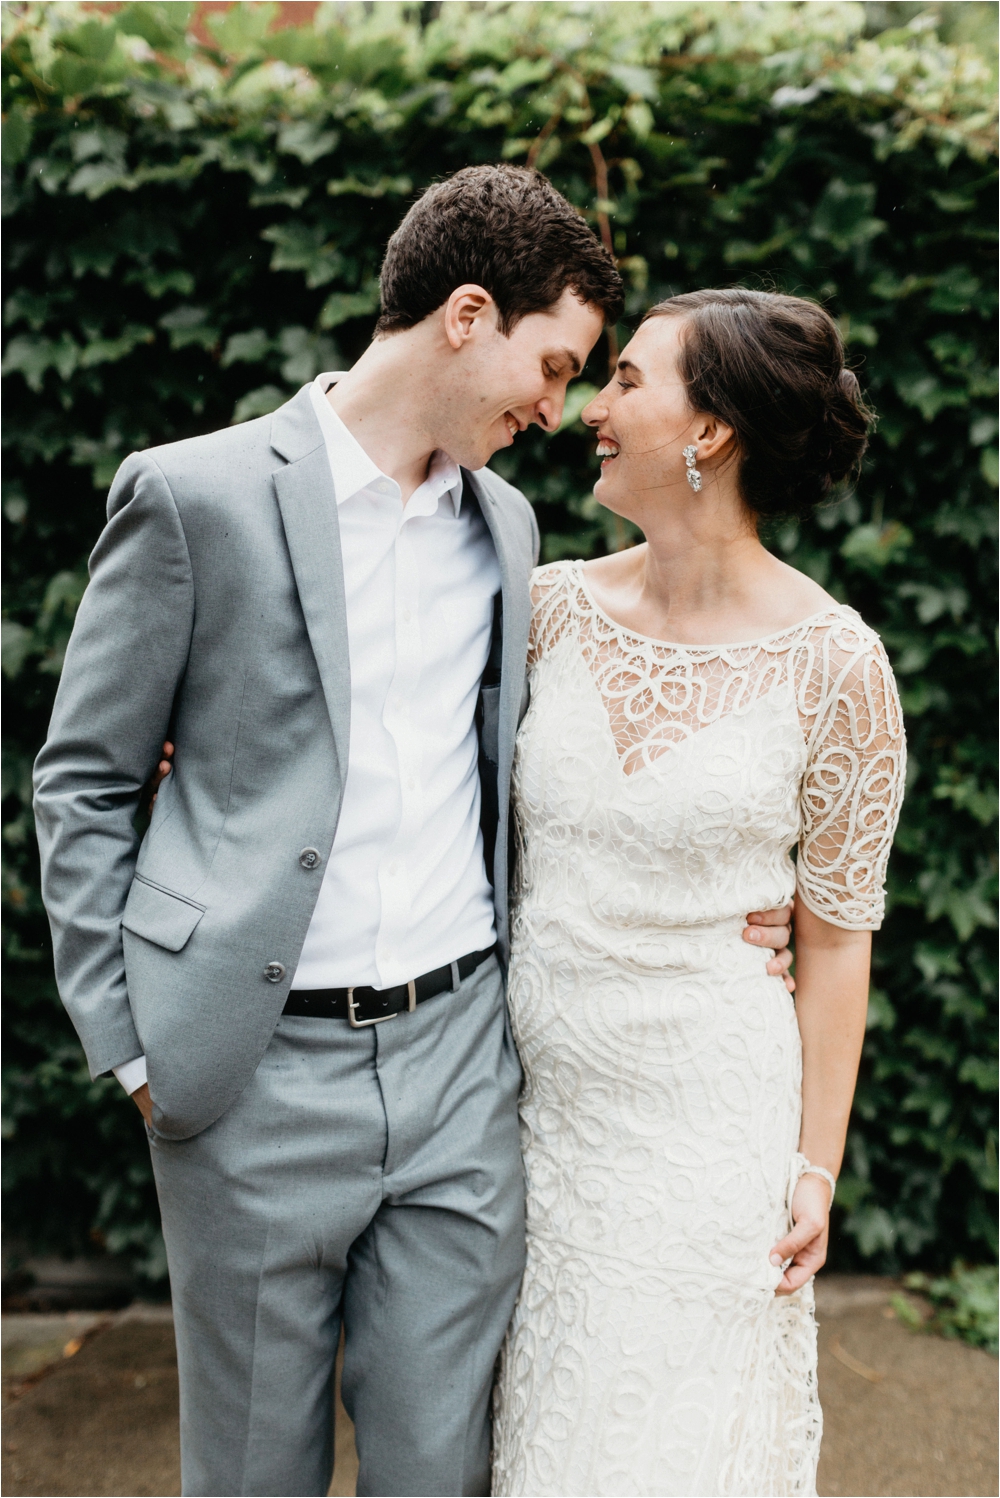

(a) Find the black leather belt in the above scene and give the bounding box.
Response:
[283,946,496,1028]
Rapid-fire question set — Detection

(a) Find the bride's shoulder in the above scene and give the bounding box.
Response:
[529,557,577,594]
[766,560,887,664]
[800,601,887,659]
[797,604,901,722]
[527,559,582,660]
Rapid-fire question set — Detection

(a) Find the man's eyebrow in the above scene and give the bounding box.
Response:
[552,347,582,376]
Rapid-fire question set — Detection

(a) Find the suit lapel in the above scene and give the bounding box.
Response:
[270,389,351,782]
[464,468,532,775]
[266,393,533,814]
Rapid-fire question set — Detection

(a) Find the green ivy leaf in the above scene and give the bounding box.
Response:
[1,107,34,169]
[79,325,154,368]
[231,384,287,423]
[318,281,381,330]
[1,620,35,679]
[810,179,886,252]
[157,305,217,351]
[326,174,412,199]
[1,333,80,390]
[928,266,983,314]
[840,520,914,570]
[261,221,344,288]
[276,120,340,165]
[221,328,272,367]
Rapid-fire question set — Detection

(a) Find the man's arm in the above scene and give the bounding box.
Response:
[744,903,795,990]
[33,453,195,1081]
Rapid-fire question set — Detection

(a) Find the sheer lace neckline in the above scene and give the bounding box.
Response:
[572,560,851,654]
[532,561,875,781]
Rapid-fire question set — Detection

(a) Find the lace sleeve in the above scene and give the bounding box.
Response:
[527,561,576,666]
[797,623,906,930]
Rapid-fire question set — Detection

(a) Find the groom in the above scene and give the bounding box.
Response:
[34,164,793,1497]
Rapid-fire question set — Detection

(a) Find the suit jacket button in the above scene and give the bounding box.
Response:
[298,847,321,870]
[264,962,286,983]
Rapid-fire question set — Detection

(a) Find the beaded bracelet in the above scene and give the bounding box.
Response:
[791,1151,837,1205]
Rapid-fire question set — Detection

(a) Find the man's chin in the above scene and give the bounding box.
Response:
[486,421,521,462]
[457,426,516,471]
[467,441,503,471]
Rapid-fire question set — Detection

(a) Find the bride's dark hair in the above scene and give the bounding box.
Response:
[643,288,873,521]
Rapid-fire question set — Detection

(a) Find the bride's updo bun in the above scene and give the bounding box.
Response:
[643,288,873,521]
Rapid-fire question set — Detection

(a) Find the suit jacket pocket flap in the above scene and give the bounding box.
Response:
[122,877,206,953]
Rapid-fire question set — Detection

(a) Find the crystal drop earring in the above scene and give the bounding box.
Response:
[682,444,702,493]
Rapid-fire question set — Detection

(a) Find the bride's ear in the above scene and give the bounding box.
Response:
[694,413,736,463]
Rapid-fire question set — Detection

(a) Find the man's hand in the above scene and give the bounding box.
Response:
[742,901,794,991]
[142,741,174,815]
[130,1083,154,1125]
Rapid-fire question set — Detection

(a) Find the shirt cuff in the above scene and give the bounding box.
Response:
[112,1055,148,1095]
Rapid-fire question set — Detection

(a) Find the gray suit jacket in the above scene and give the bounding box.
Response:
[33,386,539,1139]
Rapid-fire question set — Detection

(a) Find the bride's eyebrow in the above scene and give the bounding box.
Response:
[617,358,643,381]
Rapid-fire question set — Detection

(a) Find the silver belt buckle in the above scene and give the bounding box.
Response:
[347,979,417,1029]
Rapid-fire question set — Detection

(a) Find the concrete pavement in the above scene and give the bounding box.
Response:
[2,1277,996,1497]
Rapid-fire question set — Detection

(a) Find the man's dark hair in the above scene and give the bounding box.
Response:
[376,164,624,336]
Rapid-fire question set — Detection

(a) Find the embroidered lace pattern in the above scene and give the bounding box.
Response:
[492,561,906,1497]
[526,560,906,931]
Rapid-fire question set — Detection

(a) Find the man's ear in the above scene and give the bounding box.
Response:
[696,412,737,463]
[443,284,497,351]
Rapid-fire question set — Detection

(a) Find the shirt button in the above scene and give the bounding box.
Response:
[263,962,286,984]
[298,847,321,870]
[388,862,398,876]
[407,777,416,790]
[403,610,412,623]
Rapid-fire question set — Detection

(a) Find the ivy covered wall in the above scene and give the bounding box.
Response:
[2,1,996,1282]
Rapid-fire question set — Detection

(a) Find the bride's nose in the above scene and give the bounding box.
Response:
[581,392,607,428]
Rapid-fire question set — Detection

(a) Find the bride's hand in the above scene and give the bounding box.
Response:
[143,740,174,814]
[769,1174,830,1296]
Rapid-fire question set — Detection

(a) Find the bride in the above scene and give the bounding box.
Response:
[491,288,906,1497]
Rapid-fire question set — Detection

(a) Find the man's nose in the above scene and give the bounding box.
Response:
[534,395,561,432]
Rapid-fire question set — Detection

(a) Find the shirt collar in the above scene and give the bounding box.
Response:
[310,373,463,516]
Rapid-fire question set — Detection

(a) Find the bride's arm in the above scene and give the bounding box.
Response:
[144,741,173,811]
[769,901,870,1294]
[770,626,906,1295]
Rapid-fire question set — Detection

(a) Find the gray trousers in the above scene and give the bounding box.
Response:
[147,956,525,1497]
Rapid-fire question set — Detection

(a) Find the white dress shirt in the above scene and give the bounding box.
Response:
[114,373,500,1093]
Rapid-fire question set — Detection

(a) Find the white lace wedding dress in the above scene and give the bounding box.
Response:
[492,561,905,1498]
